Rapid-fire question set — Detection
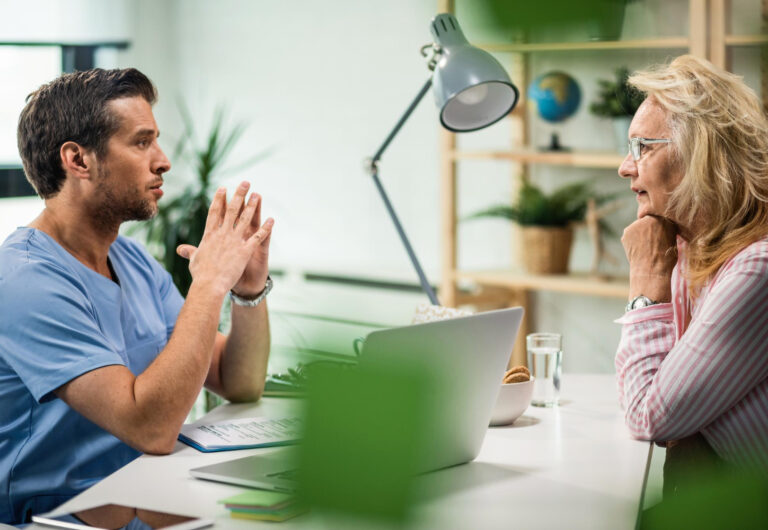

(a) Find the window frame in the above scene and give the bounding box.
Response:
[0,41,128,198]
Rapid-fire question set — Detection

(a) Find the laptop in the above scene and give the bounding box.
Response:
[189,307,524,491]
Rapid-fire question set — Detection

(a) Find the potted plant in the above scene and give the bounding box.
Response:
[590,67,645,153]
[468,180,596,275]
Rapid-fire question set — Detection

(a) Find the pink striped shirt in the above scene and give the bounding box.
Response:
[615,236,768,471]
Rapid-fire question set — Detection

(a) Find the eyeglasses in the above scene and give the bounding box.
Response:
[628,137,671,162]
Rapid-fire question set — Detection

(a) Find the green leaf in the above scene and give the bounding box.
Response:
[590,66,645,118]
[466,179,613,228]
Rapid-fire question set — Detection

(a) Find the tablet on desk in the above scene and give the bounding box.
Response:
[32,503,213,530]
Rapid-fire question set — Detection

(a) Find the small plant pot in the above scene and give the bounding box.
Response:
[520,226,573,274]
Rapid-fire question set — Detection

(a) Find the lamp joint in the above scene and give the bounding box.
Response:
[364,157,378,175]
[420,43,442,71]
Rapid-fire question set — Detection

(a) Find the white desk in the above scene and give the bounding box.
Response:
[43,374,651,529]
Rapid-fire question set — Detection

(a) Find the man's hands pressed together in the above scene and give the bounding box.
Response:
[177,181,274,299]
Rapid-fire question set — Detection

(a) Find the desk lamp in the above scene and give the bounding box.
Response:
[366,13,518,306]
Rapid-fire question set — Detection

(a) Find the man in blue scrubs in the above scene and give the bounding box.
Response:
[0,68,274,524]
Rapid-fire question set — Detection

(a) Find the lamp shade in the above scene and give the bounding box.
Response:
[430,13,519,132]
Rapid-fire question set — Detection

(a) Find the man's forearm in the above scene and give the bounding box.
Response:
[131,281,226,446]
[215,301,271,402]
[57,279,228,455]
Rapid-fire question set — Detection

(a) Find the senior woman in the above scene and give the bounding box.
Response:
[615,53,768,489]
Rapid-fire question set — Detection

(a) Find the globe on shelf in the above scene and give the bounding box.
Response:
[528,71,582,151]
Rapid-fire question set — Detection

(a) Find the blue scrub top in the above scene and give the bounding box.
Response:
[0,228,184,524]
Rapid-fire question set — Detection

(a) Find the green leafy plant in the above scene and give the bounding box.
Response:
[468,180,596,227]
[130,103,269,296]
[589,67,645,118]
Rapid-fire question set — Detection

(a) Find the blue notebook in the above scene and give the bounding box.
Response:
[179,416,303,452]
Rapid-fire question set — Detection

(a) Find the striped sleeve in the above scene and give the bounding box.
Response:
[615,251,768,441]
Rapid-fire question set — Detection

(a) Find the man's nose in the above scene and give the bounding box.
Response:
[153,147,171,175]
[618,152,637,179]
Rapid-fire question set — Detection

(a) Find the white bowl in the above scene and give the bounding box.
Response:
[489,376,535,426]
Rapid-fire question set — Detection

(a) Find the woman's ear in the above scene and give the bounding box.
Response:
[60,141,95,180]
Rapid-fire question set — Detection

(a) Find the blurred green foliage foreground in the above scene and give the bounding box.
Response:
[297,358,440,525]
[470,0,634,41]
[641,471,768,529]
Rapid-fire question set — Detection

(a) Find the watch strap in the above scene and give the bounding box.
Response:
[230,275,273,308]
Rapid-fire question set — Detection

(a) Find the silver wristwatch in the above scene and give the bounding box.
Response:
[230,275,273,308]
[625,294,658,313]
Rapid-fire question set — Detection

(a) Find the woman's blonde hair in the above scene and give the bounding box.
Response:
[629,54,768,293]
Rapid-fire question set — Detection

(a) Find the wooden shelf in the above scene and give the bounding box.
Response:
[725,34,768,47]
[451,149,625,169]
[477,37,690,53]
[455,270,630,299]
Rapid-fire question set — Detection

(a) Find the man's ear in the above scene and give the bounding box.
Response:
[60,141,96,180]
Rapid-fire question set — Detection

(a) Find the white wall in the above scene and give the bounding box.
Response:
[121,0,445,280]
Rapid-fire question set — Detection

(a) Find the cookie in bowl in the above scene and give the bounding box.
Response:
[490,366,534,426]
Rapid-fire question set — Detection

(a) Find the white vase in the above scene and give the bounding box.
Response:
[612,116,632,155]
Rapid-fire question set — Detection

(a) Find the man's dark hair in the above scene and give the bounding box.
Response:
[17,68,157,199]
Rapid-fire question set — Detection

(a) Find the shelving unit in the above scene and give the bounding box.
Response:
[477,37,691,53]
[454,271,630,300]
[709,0,768,112]
[450,149,625,168]
[724,34,768,46]
[437,0,766,366]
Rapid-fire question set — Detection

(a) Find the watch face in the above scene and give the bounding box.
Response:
[626,295,654,312]
[633,296,653,309]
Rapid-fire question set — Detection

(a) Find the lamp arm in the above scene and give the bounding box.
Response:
[369,168,440,306]
[367,77,441,306]
[370,78,433,168]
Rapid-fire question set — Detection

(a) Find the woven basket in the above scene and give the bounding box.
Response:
[520,226,573,274]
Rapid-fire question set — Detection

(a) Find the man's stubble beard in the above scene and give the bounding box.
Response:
[91,164,158,232]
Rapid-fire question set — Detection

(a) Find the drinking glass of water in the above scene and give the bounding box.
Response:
[526,333,562,407]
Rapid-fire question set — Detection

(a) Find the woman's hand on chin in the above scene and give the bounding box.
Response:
[622,215,679,302]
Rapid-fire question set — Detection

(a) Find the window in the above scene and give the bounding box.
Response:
[0,43,125,198]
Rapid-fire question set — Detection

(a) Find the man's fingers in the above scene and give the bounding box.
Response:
[176,244,198,260]
[205,188,226,231]
[252,193,262,230]
[237,193,259,234]
[247,218,274,247]
[225,181,250,227]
